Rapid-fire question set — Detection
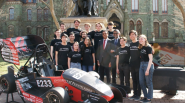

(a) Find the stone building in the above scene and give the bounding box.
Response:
[0,0,184,43]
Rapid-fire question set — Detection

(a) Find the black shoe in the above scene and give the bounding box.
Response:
[140,98,147,103]
[142,99,151,103]
[134,96,140,101]
[128,95,136,100]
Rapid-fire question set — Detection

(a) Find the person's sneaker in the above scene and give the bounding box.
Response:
[134,96,141,101]
[142,99,151,103]
[140,98,147,103]
[128,95,136,100]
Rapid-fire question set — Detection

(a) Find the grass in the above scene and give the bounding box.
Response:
[0,57,28,76]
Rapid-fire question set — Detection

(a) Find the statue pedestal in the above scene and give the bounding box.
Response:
[60,17,107,30]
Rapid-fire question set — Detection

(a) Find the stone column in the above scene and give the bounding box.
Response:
[121,21,124,35]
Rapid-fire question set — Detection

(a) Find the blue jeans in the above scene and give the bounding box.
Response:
[70,62,81,69]
[82,65,93,72]
[139,62,154,99]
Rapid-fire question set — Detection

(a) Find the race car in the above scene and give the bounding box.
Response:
[0,35,130,103]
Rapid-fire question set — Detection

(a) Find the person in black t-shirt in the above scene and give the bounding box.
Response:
[128,30,141,101]
[138,35,154,103]
[67,32,75,51]
[55,34,71,70]
[84,23,92,38]
[68,42,82,69]
[110,29,121,84]
[67,19,82,42]
[107,21,115,39]
[90,22,104,72]
[79,31,93,49]
[81,37,95,72]
[50,29,62,64]
[116,37,130,87]
[54,23,66,39]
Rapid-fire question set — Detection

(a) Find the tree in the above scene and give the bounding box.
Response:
[0,0,6,9]
[39,0,60,29]
[172,0,185,29]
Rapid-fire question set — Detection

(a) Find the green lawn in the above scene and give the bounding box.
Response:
[0,57,28,76]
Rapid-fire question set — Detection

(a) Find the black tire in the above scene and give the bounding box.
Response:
[0,74,16,93]
[168,90,177,95]
[88,71,100,78]
[46,87,70,103]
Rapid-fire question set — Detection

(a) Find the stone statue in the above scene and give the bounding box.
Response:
[73,0,98,16]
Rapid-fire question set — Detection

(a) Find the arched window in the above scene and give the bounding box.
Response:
[153,0,158,13]
[129,21,135,32]
[44,9,49,21]
[27,9,32,21]
[162,0,167,14]
[37,9,42,21]
[161,22,168,37]
[132,0,139,13]
[136,20,142,35]
[154,22,159,38]
[9,8,14,20]
[37,27,42,37]
[8,25,14,38]
[27,27,32,35]
[43,27,49,40]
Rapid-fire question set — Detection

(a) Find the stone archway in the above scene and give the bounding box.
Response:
[108,13,121,30]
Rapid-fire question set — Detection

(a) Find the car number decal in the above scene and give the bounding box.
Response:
[36,80,52,87]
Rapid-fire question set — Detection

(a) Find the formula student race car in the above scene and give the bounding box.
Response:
[0,35,130,103]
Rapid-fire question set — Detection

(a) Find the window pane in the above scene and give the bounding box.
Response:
[44,9,49,21]
[37,9,42,21]
[162,0,167,13]
[153,0,158,13]
[28,9,32,21]
[161,22,168,37]
[132,0,138,12]
[9,8,14,20]
[154,22,159,38]
[132,0,135,10]
[129,21,135,32]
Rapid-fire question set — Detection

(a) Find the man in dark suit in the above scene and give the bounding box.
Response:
[110,29,121,84]
[96,30,111,84]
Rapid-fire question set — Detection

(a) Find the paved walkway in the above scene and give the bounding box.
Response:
[0,90,185,103]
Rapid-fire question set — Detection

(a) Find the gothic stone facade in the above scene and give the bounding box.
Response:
[0,0,184,43]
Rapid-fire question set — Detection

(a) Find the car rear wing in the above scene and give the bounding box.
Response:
[0,35,45,65]
[151,43,185,67]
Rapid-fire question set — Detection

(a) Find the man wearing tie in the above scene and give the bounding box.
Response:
[96,30,111,84]
[110,29,121,84]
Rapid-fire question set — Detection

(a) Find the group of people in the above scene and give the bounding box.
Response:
[50,19,154,103]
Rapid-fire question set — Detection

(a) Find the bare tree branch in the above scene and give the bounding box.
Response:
[39,0,60,29]
[172,0,185,29]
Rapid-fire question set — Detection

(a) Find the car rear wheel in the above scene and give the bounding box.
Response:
[0,74,16,93]
[46,87,70,103]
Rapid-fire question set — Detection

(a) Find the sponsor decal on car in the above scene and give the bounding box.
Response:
[36,80,52,87]
[66,79,93,93]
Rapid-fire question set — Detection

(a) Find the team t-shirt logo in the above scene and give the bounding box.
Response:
[130,46,138,50]
[119,50,128,54]
[72,54,81,57]
[141,49,146,54]
[85,49,90,53]
[59,48,69,51]
[95,33,102,36]
[73,31,80,35]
